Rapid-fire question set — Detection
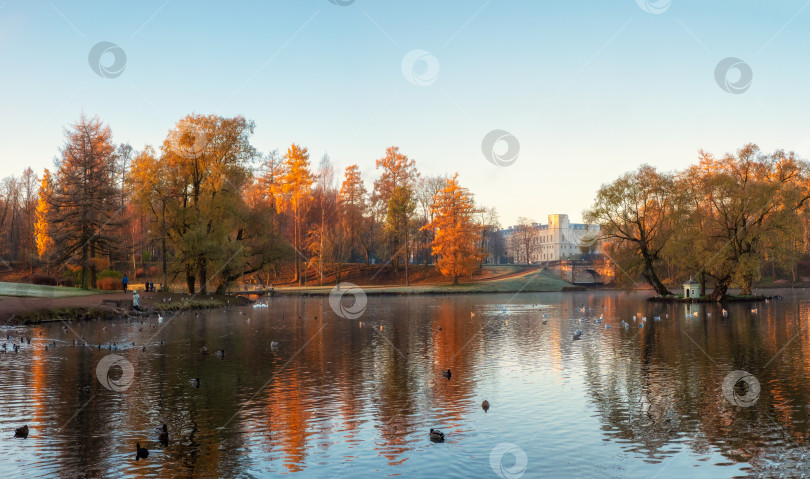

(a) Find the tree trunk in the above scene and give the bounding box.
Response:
[640,248,670,296]
[198,255,207,295]
[319,203,324,286]
[293,207,300,285]
[161,201,168,292]
[89,241,97,289]
[710,280,729,301]
[405,216,410,286]
[81,242,89,290]
[392,236,400,273]
[132,223,136,279]
[185,264,195,294]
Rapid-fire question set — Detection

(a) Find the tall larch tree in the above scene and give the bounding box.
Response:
[272,143,315,285]
[339,164,368,262]
[373,146,418,272]
[34,169,54,272]
[48,115,120,289]
[423,174,483,285]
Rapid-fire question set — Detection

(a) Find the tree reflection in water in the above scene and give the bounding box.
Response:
[1,292,810,477]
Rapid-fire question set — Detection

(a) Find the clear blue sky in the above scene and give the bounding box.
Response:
[2,0,810,225]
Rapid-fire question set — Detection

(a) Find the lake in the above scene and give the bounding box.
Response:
[1,289,809,478]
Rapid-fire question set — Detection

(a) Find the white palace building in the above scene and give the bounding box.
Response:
[500,214,600,263]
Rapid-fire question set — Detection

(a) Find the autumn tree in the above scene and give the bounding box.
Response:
[16,167,39,271]
[114,143,134,267]
[374,146,418,272]
[685,145,810,299]
[423,174,483,284]
[129,146,172,290]
[34,169,54,271]
[415,175,445,265]
[47,115,121,289]
[272,144,315,285]
[130,114,260,293]
[478,207,503,264]
[339,164,369,263]
[386,185,416,284]
[0,176,21,262]
[308,154,337,284]
[584,165,677,296]
[511,217,538,264]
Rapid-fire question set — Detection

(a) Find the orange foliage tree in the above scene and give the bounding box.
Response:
[423,174,483,284]
[339,164,368,262]
[271,144,315,285]
[374,146,418,272]
[34,169,54,268]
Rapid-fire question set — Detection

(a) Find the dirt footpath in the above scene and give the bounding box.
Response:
[0,291,164,323]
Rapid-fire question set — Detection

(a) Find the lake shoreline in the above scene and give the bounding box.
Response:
[0,291,251,326]
[3,278,802,325]
[647,294,780,303]
[265,285,587,297]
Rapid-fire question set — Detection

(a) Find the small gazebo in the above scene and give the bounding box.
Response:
[683,278,699,298]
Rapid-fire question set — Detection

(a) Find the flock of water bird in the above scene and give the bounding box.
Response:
[6,296,774,458]
[532,301,752,342]
[3,301,298,460]
[4,300,496,455]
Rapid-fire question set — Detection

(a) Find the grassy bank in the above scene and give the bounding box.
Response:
[8,307,121,325]
[647,294,775,303]
[1,290,251,325]
[271,269,577,296]
[0,282,112,298]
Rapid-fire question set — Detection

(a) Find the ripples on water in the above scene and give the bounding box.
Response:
[1,290,810,477]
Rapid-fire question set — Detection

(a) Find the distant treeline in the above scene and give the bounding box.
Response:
[1,114,504,292]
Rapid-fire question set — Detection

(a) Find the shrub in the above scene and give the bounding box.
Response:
[30,274,57,286]
[97,269,123,280]
[98,277,121,291]
[62,266,81,285]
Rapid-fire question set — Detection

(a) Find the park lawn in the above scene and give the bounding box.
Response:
[0,282,114,298]
[273,268,573,295]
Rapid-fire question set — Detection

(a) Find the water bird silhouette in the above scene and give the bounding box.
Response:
[156,424,169,445]
[136,442,149,460]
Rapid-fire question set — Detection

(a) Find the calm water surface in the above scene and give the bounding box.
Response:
[2,290,810,478]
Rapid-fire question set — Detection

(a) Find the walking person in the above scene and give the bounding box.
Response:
[132,290,140,312]
[122,274,129,292]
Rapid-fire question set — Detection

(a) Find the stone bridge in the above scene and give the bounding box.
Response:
[543,258,615,285]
